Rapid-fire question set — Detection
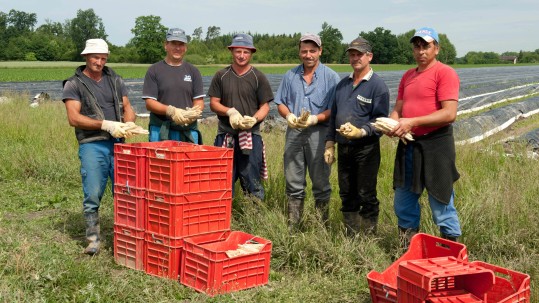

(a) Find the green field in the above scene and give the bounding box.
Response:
[2,61,534,82]
[0,87,537,302]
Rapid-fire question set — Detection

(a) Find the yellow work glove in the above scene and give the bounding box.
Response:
[324,141,335,165]
[101,120,128,138]
[183,105,203,124]
[239,115,257,130]
[226,108,243,129]
[338,122,366,139]
[286,113,300,129]
[122,122,149,138]
[166,105,190,126]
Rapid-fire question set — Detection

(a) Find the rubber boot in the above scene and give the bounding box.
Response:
[398,226,419,252]
[83,212,100,255]
[342,211,361,237]
[287,197,304,232]
[441,233,459,242]
[315,199,330,227]
[360,215,378,235]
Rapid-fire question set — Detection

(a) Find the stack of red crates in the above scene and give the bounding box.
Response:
[367,233,531,303]
[113,140,273,295]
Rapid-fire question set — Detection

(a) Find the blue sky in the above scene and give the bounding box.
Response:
[2,0,537,57]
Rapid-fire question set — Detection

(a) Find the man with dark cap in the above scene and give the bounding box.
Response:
[386,27,461,249]
[208,33,274,201]
[143,28,205,143]
[325,37,389,236]
[274,33,340,231]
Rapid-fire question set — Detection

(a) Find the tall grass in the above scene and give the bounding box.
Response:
[0,95,537,302]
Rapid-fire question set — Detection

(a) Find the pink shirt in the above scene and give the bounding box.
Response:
[397,61,460,136]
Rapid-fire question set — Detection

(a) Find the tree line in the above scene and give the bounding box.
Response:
[2,9,539,65]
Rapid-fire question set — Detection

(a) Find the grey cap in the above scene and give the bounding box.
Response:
[166,28,188,43]
[228,33,256,53]
[300,33,321,47]
[346,37,372,53]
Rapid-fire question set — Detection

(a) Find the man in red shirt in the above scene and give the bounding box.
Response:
[388,27,462,249]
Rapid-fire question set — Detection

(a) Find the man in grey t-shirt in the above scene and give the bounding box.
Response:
[142,28,206,143]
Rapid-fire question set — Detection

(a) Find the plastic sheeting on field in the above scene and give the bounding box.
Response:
[454,96,539,145]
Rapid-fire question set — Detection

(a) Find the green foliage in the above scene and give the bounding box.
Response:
[67,9,107,61]
[319,22,344,64]
[438,33,457,64]
[130,15,167,63]
[360,27,399,64]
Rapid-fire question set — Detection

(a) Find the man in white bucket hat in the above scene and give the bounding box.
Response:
[62,38,137,256]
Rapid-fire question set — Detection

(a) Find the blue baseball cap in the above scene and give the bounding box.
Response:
[166,28,188,43]
[228,33,256,53]
[410,27,439,43]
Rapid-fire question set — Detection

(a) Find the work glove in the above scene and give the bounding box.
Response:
[239,115,257,130]
[324,141,335,165]
[286,113,299,128]
[166,105,190,126]
[296,109,318,128]
[122,122,149,138]
[183,105,203,125]
[101,120,128,138]
[226,108,243,129]
[338,122,366,139]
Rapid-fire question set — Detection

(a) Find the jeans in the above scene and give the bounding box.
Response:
[393,144,462,237]
[148,125,199,143]
[337,142,380,217]
[78,140,116,214]
[214,133,265,200]
[283,125,331,201]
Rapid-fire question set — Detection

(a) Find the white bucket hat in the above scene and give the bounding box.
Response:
[81,39,109,55]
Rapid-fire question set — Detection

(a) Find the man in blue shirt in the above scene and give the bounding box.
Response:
[274,33,340,231]
[325,37,390,236]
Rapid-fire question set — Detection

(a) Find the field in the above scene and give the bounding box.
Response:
[0,64,538,302]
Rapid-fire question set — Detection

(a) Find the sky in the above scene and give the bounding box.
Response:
[2,0,538,57]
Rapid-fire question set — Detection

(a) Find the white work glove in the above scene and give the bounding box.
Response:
[296,109,318,128]
[324,141,335,165]
[166,105,190,126]
[226,108,243,129]
[239,115,257,130]
[183,105,203,124]
[338,122,366,139]
[122,122,149,138]
[101,120,128,138]
[286,113,299,129]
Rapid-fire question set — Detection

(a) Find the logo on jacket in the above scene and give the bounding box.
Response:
[184,75,192,82]
[357,94,372,104]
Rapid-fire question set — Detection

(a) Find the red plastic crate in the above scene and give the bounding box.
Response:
[147,145,233,194]
[426,290,483,302]
[144,232,183,280]
[397,257,494,303]
[470,261,530,303]
[367,233,469,303]
[114,141,191,188]
[114,185,146,230]
[114,224,145,271]
[146,190,232,238]
[181,231,272,296]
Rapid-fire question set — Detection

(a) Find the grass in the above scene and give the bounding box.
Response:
[1,61,537,82]
[0,93,538,302]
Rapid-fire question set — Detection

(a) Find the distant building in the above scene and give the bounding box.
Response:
[500,55,517,64]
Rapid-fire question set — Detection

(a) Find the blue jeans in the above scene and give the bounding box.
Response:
[148,125,199,143]
[78,140,116,214]
[214,133,265,200]
[283,125,331,201]
[393,144,462,237]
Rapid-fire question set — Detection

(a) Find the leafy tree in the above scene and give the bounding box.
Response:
[205,26,221,41]
[130,15,166,63]
[360,27,398,64]
[67,9,107,60]
[395,29,416,64]
[5,9,37,37]
[192,27,203,41]
[318,22,343,64]
[437,33,457,64]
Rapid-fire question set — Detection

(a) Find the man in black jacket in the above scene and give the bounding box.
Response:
[62,38,136,255]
